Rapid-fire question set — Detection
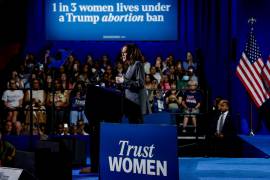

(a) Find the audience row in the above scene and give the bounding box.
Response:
[1,49,202,135]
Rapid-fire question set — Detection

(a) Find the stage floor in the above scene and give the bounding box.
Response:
[72,135,270,179]
[73,157,270,180]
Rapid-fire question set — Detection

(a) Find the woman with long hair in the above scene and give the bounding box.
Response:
[116,44,147,123]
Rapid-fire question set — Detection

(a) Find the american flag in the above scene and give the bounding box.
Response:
[236,28,270,107]
[262,56,270,92]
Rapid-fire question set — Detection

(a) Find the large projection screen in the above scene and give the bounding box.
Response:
[45,0,178,41]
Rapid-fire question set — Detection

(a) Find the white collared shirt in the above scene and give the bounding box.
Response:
[216,111,229,133]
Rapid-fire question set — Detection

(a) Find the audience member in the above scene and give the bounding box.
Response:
[142,56,151,74]
[183,51,197,71]
[70,90,88,125]
[187,66,199,84]
[46,79,70,132]
[182,80,202,133]
[152,89,165,113]
[150,66,162,83]
[7,70,24,89]
[0,131,16,167]
[3,121,13,136]
[165,82,183,124]
[13,121,25,136]
[0,48,205,140]
[2,79,24,123]
[160,75,171,92]
[56,123,64,135]
[70,124,77,135]
[60,73,74,90]
[154,55,164,73]
[24,79,47,130]
[145,74,154,114]
[77,119,89,135]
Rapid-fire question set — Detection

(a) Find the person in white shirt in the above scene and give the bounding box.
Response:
[142,56,151,74]
[2,79,24,123]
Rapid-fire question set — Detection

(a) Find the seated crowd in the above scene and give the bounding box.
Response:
[0,49,204,136]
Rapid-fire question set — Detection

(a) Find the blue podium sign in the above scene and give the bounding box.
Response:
[100,123,178,180]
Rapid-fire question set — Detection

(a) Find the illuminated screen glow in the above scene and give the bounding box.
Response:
[46,0,178,41]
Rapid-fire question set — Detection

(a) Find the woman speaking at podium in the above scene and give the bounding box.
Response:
[116,44,147,124]
[80,44,147,174]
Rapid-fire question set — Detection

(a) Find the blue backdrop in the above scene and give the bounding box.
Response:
[24,0,270,134]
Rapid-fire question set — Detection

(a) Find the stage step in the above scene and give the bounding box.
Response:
[178,136,205,140]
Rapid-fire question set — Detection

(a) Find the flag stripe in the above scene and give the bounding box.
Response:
[236,29,269,108]
[236,67,262,107]
[237,61,264,106]
[237,58,265,105]
[262,58,270,87]
[242,53,266,95]
[263,68,270,84]
[240,58,265,101]
[239,57,266,102]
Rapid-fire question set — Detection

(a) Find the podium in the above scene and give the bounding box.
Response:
[85,85,126,173]
[85,86,178,178]
[85,85,124,124]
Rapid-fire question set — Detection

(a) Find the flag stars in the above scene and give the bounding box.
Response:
[244,31,261,63]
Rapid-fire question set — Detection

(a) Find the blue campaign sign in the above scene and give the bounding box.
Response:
[100,123,178,180]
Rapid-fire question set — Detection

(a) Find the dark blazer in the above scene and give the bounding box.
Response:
[124,61,147,115]
[206,111,238,157]
[208,111,237,138]
[220,113,237,137]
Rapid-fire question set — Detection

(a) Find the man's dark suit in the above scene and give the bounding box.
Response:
[210,112,236,136]
[206,111,238,157]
